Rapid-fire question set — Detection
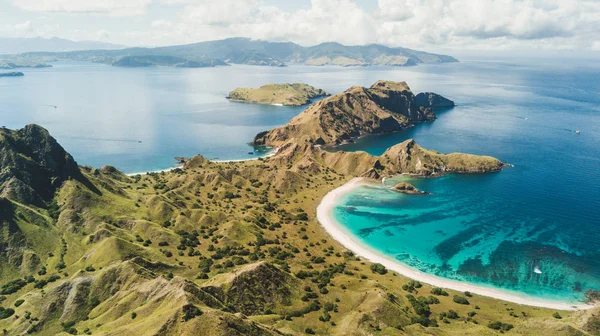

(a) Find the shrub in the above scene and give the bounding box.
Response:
[370,263,388,275]
[487,321,514,331]
[453,295,470,305]
[182,304,203,321]
[0,307,15,319]
[553,312,562,319]
[14,299,24,307]
[431,287,449,296]
[446,310,459,319]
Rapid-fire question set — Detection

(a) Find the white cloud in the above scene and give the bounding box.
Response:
[13,0,152,16]
[14,20,33,34]
[6,0,600,51]
[96,29,110,40]
[151,20,172,28]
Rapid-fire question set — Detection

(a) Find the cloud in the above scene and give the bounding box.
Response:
[151,20,172,28]
[14,20,33,33]
[144,0,598,50]
[96,29,110,40]
[7,0,600,50]
[13,0,152,16]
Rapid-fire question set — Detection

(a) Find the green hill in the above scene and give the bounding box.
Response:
[0,99,595,335]
[18,37,458,68]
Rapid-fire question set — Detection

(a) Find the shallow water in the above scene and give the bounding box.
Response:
[331,57,600,303]
[3,57,600,302]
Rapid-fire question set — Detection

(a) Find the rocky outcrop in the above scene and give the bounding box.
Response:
[0,124,82,206]
[415,92,455,109]
[253,80,447,146]
[227,83,329,106]
[202,262,298,316]
[393,182,427,194]
[381,139,503,175]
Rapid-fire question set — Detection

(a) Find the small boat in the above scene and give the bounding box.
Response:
[138,141,143,143]
[534,267,542,274]
[247,152,254,155]
[575,130,581,134]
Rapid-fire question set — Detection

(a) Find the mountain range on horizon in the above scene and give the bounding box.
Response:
[5,37,458,68]
[0,37,127,55]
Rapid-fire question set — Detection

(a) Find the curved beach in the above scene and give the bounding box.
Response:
[316,178,595,311]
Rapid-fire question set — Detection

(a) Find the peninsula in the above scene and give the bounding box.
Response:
[253,80,454,147]
[1,81,597,335]
[227,83,330,106]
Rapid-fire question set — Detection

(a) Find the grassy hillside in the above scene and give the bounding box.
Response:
[0,123,596,335]
[227,83,329,106]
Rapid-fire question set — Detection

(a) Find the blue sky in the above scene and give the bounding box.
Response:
[1,0,599,51]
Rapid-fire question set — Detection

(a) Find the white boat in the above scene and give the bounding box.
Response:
[534,267,542,274]
[575,130,581,134]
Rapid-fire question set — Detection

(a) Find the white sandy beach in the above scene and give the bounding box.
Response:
[126,147,279,176]
[316,178,595,311]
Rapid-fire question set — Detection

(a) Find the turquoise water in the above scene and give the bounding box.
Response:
[331,58,600,303]
[2,57,600,302]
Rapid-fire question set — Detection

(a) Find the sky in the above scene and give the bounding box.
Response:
[1,0,599,52]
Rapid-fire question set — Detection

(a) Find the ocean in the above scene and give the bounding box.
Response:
[330,57,600,303]
[2,57,599,302]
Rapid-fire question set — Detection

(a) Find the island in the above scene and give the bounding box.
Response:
[112,55,227,68]
[226,83,330,106]
[253,80,455,146]
[0,72,24,77]
[393,182,428,194]
[0,60,52,69]
[1,84,594,335]
[14,37,458,68]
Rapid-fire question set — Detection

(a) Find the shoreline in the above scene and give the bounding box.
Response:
[125,147,279,176]
[316,178,595,311]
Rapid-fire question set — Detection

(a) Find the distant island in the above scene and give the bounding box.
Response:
[227,83,330,106]
[16,37,458,69]
[0,60,52,69]
[253,80,457,148]
[0,72,24,77]
[112,55,227,68]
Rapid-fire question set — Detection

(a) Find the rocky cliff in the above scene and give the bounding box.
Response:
[0,124,81,206]
[252,80,453,146]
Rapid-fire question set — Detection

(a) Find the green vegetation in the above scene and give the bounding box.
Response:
[182,304,203,321]
[431,287,449,296]
[227,83,329,106]
[0,308,15,320]
[452,295,470,305]
[369,263,387,275]
[0,122,588,336]
[487,321,514,331]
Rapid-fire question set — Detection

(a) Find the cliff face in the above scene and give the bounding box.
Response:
[252,80,452,146]
[0,124,80,206]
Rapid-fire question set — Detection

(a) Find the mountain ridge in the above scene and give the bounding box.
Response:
[14,37,458,68]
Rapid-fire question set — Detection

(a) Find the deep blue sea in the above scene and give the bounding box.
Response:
[2,57,599,302]
[330,57,600,303]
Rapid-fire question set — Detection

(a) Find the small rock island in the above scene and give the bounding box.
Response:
[393,182,428,194]
[0,71,24,78]
[227,83,330,106]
